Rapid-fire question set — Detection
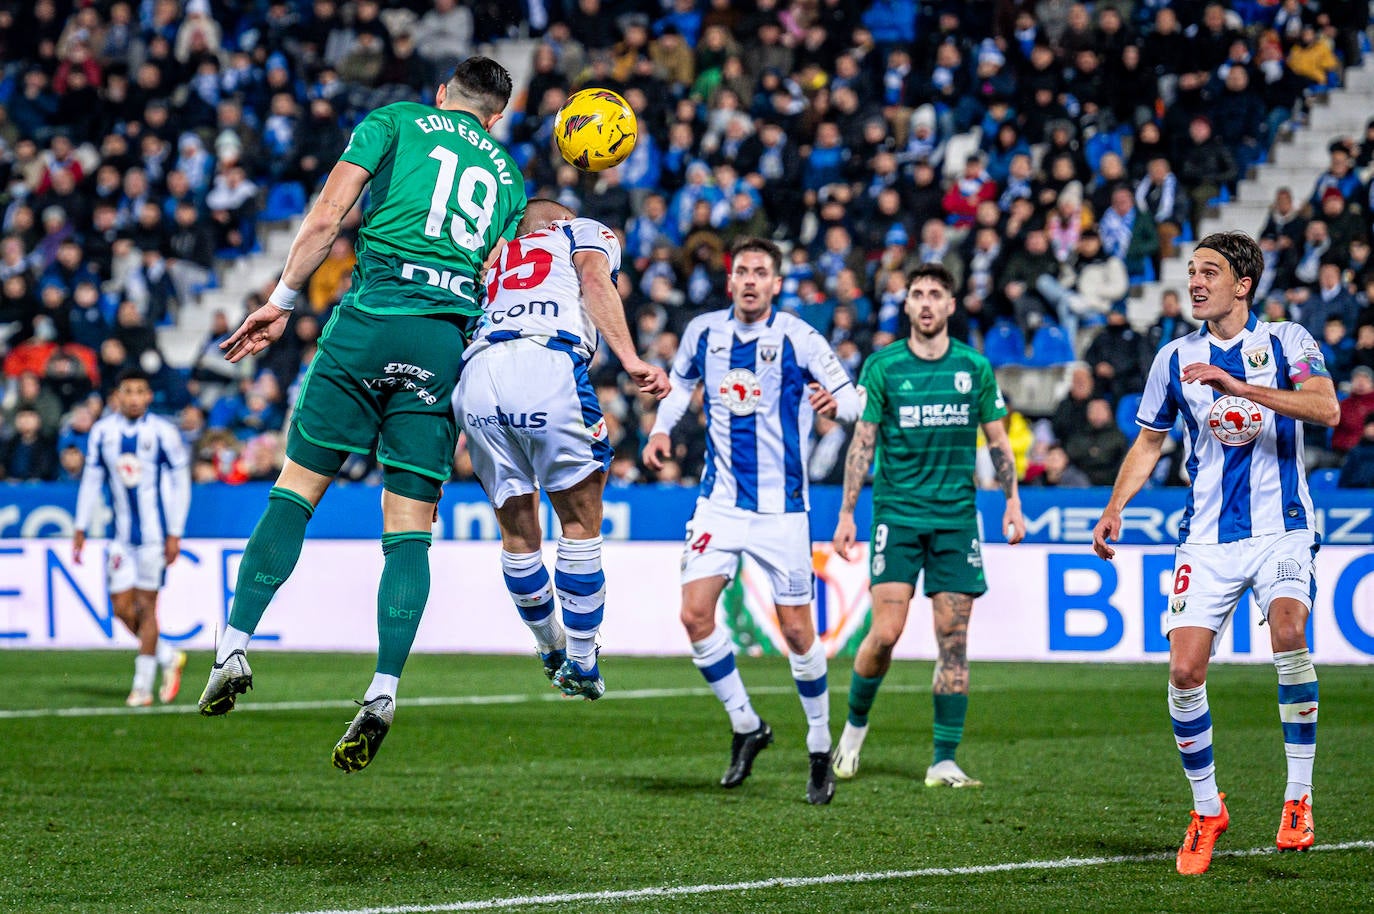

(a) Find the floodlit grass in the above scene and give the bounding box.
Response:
[2,652,1372,914]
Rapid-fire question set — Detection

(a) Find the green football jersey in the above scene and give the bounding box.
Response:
[337,101,527,317]
[858,338,1007,530]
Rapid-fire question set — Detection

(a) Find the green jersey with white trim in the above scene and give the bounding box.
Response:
[858,338,1006,530]
[337,101,527,318]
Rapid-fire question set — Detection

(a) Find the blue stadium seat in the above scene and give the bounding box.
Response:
[1027,324,1076,366]
[261,182,307,222]
[982,320,1025,368]
[1116,393,1143,441]
[1308,468,1341,490]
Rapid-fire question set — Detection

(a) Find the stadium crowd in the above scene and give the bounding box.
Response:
[2,0,1373,491]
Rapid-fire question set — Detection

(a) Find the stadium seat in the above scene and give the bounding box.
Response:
[1027,324,1077,366]
[1116,393,1143,441]
[261,182,307,222]
[982,320,1025,368]
[1308,468,1341,490]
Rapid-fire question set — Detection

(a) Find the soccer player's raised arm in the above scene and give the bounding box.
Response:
[222,161,371,362]
[1092,428,1168,560]
[573,248,668,399]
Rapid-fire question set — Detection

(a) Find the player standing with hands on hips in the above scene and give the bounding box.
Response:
[457,199,669,699]
[643,236,862,805]
[197,57,527,773]
[830,263,1025,789]
[1092,232,1338,874]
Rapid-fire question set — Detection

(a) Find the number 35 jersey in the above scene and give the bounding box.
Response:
[338,101,527,318]
[1136,313,1327,545]
[466,217,621,364]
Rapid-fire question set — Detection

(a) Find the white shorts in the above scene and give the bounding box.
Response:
[457,338,612,508]
[106,541,166,593]
[681,499,814,605]
[1165,529,1318,638]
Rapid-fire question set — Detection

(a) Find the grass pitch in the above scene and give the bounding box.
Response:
[2,652,1372,914]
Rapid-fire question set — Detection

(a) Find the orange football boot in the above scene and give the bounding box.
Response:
[1176,793,1229,875]
[1276,794,1314,851]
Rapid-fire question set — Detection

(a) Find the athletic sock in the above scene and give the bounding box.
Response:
[374,532,432,678]
[365,673,399,703]
[1169,681,1222,816]
[155,638,178,667]
[932,692,969,765]
[691,626,760,734]
[847,671,885,727]
[227,487,313,636]
[133,654,157,693]
[1275,648,1318,803]
[215,625,251,664]
[554,536,604,671]
[501,549,564,653]
[789,637,831,754]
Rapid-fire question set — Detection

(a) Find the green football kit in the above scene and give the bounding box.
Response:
[287,101,528,496]
[857,338,1007,595]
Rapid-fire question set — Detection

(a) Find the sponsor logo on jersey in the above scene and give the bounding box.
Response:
[954,370,973,393]
[1244,346,1271,370]
[115,453,142,487]
[588,417,607,440]
[899,402,971,428]
[899,379,914,392]
[719,368,762,416]
[1207,395,1263,446]
[401,261,478,302]
[487,300,560,325]
[466,410,548,429]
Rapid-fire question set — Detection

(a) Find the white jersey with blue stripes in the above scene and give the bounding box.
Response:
[655,307,858,514]
[465,216,621,363]
[1137,314,1324,545]
[75,412,191,546]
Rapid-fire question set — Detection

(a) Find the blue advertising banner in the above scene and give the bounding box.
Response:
[2,483,1372,545]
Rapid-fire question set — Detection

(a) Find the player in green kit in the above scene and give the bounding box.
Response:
[197,57,527,772]
[830,263,1025,787]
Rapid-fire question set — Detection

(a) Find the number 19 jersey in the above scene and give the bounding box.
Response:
[338,101,527,318]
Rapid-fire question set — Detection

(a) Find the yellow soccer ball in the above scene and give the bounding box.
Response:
[553,87,638,172]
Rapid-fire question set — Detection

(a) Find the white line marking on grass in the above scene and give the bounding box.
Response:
[0,685,931,721]
[276,841,1374,914]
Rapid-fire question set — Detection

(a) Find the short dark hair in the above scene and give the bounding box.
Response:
[1195,231,1263,305]
[908,262,956,295]
[115,367,152,388]
[730,236,782,274]
[445,56,514,120]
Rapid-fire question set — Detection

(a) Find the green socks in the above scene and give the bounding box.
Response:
[933,692,969,764]
[375,532,432,677]
[228,487,314,635]
[846,671,885,727]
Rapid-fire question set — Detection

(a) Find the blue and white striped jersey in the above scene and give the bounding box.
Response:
[1137,314,1326,545]
[652,307,861,514]
[75,412,191,546]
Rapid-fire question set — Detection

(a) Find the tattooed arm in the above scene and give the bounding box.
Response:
[981,418,1025,545]
[831,420,878,559]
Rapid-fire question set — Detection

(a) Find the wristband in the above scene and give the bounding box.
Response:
[268,279,299,311]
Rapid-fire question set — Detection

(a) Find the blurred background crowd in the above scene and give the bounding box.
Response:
[2,0,1373,494]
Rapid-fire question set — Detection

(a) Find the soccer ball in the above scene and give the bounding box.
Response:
[553,88,638,172]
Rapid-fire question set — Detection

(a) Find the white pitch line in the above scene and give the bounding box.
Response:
[0,684,931,721]
[278,841,1374,914]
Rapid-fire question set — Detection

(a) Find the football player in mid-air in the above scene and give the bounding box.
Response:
[456,198,669,699]
[644,236,862,805]
[197,57,527,773]
[1094,232,1338,874]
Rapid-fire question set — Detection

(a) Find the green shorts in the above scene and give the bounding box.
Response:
[287,305,467,497]
[869,521,987,597]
